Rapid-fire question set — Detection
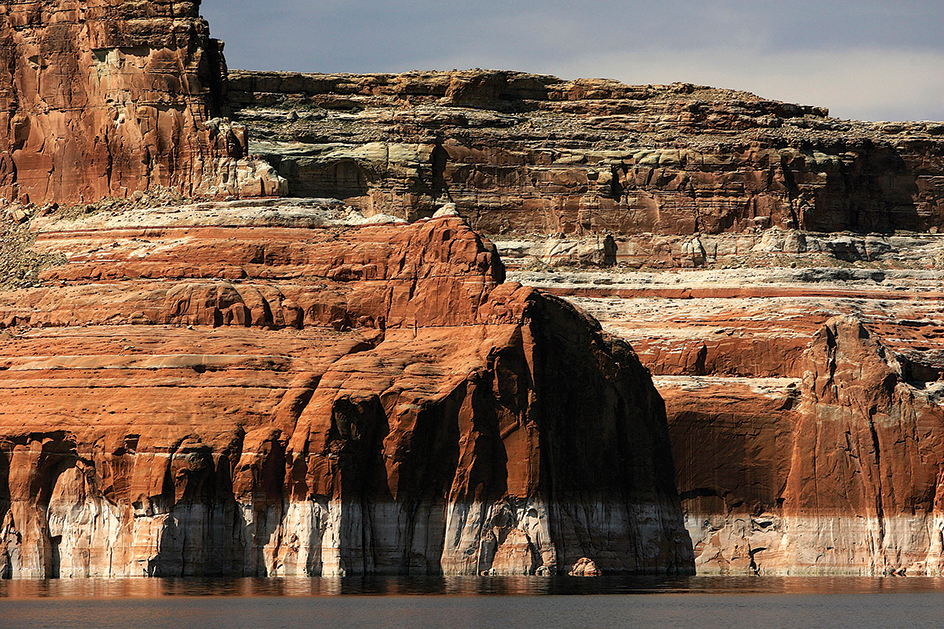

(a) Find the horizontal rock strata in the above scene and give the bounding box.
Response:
[0,204,693,578]
[4,0,944,581]
[509,241,944,575]
[228,69,944,234]
[671,316,944,576]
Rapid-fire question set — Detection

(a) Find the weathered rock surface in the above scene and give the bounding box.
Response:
[0,0,284,205]
[664,317,944,575]
[228,69,944,234]
[508,237,944,574]
[0,206,692,578]
[496,228,944,271]
[4,0,944,581]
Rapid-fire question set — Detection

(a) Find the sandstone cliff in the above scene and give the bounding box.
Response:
[0,205,692,578]
[228,69,944,235]
[513,249,944,575]
[0,0,284,205]
[671,316,944,575]
[3,0,944,581]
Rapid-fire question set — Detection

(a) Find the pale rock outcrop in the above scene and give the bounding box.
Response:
[568,557,602,577]
[228,69,944,234]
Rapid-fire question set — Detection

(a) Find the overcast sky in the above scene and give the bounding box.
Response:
[201,0,942,122]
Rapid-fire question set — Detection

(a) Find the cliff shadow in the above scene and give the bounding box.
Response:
[0,447,10,579]
[333,394,392,574]
[375,384,466,576]
[276,158,371,200]
[149,437,261,577]
[796,144,923,234]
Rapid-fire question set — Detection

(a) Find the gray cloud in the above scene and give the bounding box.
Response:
[201,0,943,121]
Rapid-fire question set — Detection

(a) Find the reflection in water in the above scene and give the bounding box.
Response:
[4,578,944,629]
[3,575,944,598]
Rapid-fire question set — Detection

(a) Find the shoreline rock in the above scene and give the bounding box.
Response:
[0,214,693,578]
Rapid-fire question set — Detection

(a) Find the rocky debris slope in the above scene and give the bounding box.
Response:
[228,69,944,234]
[0,215,63,289]
[0,202,692,578]
[506,234,944,575]
[0,0,284,205]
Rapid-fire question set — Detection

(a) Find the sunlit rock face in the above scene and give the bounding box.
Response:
[228,69,944,235]
[0,0,283,205]
[0,204,693,578]
[5,0,944,583]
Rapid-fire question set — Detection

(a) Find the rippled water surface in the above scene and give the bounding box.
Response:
[2,576,944,629]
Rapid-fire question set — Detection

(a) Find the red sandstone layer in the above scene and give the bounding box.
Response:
[3,0,944,581]
[512,259,944,575]
[0,208,692,577]
[0,0,283,204]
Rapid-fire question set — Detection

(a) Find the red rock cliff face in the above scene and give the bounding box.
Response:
[513,250,944,575]
[671,316,944,575]
[0,0,283,204]
[0,206,692,577]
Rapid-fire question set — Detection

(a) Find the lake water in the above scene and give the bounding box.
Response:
[2,576,944,629]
